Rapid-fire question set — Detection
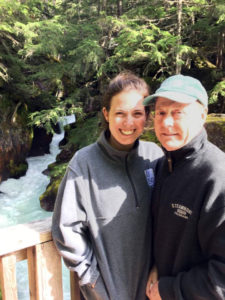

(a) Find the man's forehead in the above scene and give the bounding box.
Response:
[155,97,189,108]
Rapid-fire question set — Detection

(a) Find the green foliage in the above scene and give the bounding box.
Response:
[141,128,159,145]
[67,25,105,79]
[209,80,225,104]
[68,115,101,149]
[1,0,225,136]
[99,16,182,76]
[29,103,84,134]
[48,162,68,179]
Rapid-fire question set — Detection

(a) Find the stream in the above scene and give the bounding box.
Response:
[0,115,75,299]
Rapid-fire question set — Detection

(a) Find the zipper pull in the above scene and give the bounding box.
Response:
[167,154,173,173]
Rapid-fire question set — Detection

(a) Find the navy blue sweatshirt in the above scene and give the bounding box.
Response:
[152,129,225,299]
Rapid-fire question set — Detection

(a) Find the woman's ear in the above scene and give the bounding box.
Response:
[102,107,109,122]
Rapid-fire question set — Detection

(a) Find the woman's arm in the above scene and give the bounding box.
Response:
[52,167,99,286]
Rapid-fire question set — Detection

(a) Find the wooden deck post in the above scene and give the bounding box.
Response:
[0,217,81,300]
[70,271,81,300]
[0,254,18,300]
[29,241,63,300]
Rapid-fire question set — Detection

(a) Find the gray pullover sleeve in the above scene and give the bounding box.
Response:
[52,164,99,286]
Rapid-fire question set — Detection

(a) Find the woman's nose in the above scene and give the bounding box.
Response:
[124,115,134,126]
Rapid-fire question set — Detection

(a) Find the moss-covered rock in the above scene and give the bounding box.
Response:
[40,177,62,211]
[0,123,32,182]
[205,114,225,152]
[7,160,28,179]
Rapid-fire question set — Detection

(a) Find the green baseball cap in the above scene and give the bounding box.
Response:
[143,74,208,107]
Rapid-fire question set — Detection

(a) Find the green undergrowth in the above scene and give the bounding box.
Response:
[205,114,225,152]
[206,114,225,123]
[141,128,159,144]
[68,114,101,149]
[141,118,160,145]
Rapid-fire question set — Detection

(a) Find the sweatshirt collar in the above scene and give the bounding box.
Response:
[97,130,139,162]
[163,128,207,171]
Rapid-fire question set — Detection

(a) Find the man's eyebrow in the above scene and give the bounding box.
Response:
[134,107,145,111]
[156,103,184,109]
[155,105,167,109]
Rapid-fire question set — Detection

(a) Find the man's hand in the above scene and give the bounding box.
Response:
[146,265,158,298]
[147,281,162,300]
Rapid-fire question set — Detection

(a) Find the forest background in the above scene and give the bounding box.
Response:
[0,0,225,211]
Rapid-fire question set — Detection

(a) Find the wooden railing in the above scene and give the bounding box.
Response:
[0,217,81,300]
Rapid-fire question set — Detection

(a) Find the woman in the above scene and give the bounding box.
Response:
[52,72,163,300]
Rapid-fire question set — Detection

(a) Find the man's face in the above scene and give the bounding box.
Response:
[154,97,207,151]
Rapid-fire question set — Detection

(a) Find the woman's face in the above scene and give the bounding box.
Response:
[102,89,147,151]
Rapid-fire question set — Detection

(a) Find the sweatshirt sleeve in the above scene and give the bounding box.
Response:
[158,205,225,300]
[52,162,99,286]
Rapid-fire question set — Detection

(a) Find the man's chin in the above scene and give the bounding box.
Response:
[161,142,182,151]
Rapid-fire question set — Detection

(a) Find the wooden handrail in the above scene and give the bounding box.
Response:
[0,217,81,300]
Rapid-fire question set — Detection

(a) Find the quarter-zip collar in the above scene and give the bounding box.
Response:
[97,130,139,163]
[97,130,140,207]
[162,128,207,172]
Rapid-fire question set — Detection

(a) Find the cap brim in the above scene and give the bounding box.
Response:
[143,95,157,106]
[143,91,197,106]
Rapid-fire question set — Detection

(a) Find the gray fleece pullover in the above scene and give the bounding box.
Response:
[52,131,163,300]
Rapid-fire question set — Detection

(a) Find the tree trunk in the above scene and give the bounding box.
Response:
[216,30,225,69]
[98,0,101,16]
[102,0,107,13]
[117,0,123,17]
[77,0,81,22]
[176,0,182,74]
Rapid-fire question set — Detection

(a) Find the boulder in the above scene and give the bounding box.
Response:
[0,123,32,182]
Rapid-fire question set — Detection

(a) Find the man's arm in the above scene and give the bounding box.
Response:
[157,207,225,300]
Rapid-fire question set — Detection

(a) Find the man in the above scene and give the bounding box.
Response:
[143,74,225,300]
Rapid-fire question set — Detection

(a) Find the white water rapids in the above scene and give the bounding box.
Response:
[0,115,75,299]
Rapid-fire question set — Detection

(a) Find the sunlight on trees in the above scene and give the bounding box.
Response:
[0,0,224,133]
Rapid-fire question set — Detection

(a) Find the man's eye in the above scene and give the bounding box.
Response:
[156,111,165,116]
[134,112,144,117]
[174,111,184,118]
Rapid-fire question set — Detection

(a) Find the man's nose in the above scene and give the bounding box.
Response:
[163,114,174,127]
